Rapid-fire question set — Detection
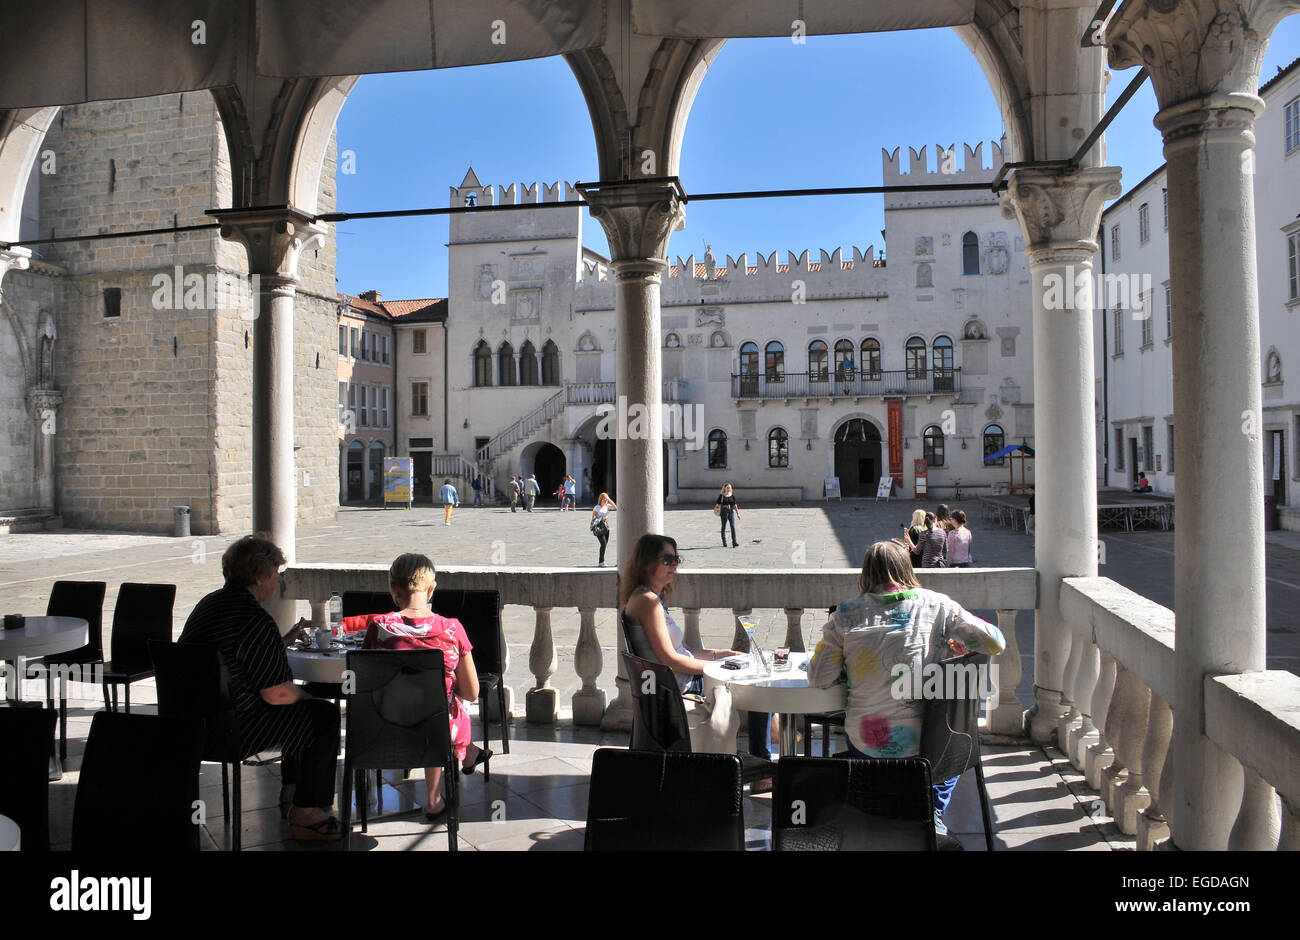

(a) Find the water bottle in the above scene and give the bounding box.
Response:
[328,593,343,639]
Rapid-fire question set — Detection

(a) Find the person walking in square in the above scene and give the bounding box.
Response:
[591,493,617,566]
[507,475,520,512]
[439,478,459,526]
[471,473,483,508]
[525,473,539,512]
[715,483,740,548]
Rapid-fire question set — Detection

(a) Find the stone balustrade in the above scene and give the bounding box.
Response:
[1062,577,1299,851]
[281,564,1036,735]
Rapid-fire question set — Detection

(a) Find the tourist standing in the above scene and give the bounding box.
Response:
[935,503,955,532]
[919,512,948,568]
[525,474,539,512]
[471,473,483,507]
[946,510,974,567]
[439,478,459,526]
[715,483,740,548]
[554,481,567,510]
[564,474,577,511]
[591,493,617,566]
[507,475,520,512]
[903,508,927,569]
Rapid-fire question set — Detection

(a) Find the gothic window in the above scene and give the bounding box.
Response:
[861,338,881,379]
[932,335,954,391]
[923,426,945,467]
[905,337,927,379]
[808,340,828,380]
[834,339,854,379]
[765,341,785,381]
[541,340,560,385]
[768,428,789,468]
[962,232,980,275]
[473,341,492,387]
[519,340,539,385]
[498,342,517,386]
[983,424,1006,466]
[708,429,728,469]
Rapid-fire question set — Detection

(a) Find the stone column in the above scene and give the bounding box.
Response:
[209,208,325,629]
[1003,166,1121,743]
[26,389,63,511]
[1107,0,1297,849]
[666,441,680,505]
[577,180,686,567]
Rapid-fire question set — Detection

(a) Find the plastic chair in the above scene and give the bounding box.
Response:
[0,707,57,851]
[772,756,937,850]
[799,606,843,756]
[341,649,458,851]
[621,652,773,787]
[428,589,508,762]
[584,748,745,851]
[150,640,247,851]
[39,580,107,760]
[919,652,996,851]
[71,710,204,852]
[101,583,175,712]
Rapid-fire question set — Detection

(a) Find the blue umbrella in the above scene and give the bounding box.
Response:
[984,442,1035,463]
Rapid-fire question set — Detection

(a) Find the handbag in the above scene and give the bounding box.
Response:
[713,503,721,517]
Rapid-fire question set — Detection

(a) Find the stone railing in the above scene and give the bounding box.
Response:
[281,565,1036,735]
[1060,577,1299,850]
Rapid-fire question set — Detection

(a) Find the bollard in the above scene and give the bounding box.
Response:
[172,505,191,538]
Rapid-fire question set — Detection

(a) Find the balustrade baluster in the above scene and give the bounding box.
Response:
[986,610,1023,736]
[571,606,605,725]
[1135,692,1172,850]
[731,607,753,651]
[1068,641,1100,771]
[525,605,557,723]
[1228,763,1281,850]
[1100,663,1133,810]
[783,608,805,652]
[1085,652,1117,789]
[1057,629,1085,754]
[1112,669,1152,830]
[683,608,702,651]
[1279,798,1300,851]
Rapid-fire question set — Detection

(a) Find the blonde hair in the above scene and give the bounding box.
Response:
[619,534,679,606]
[388,553,436,602]
[720,484,733,496]
[908,509,926,528]
[859,541,921,594]
[597,492,611,505]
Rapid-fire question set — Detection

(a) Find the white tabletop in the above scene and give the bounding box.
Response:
[0,814,19,852]
[0,616,89,659]
[287,644,350,684]
[702,651,846,716]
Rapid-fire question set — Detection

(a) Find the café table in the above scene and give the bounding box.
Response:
[702,651,846,757]
[0,814,19,852]
[287,643,349,685]
[0,616,90,780]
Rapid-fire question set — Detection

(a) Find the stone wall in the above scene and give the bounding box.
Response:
[0,268,57,510]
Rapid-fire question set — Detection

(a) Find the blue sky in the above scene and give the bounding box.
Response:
[335,22,1300,300]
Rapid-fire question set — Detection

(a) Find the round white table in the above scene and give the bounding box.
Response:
[0,616,89,703]
[703,652,846,757]
[287,644,350,684]
[0,814,19,852]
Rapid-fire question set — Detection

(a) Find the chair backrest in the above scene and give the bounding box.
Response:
[772,756,936,851]
[621,652,691,753]
[618,608,655,660]
[45,580,106,663]
[584,748,744,851]
[150,640,242,762]
[429,589,504,676]
[72,711,204,852]
[344,649,452,772]
[110,583,176,669]
[340,591,397,619]
[919,652,988,783]
[0,707,57,851]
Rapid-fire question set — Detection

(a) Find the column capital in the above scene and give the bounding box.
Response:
[575,178,686,264]
[1001,166,1123,262]
[26,387,63,418]
[1105,0,1298,110]
[0,245,32,303]
[205,206,327,279]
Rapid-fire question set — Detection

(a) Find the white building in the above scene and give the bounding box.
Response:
[1097,56,1300,530]
[440,142,1037,504]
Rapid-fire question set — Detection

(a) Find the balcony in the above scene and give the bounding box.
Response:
[731,368,961,400]
[564,379,689,405]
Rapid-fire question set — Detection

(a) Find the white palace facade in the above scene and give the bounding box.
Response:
[434,141,1037,504]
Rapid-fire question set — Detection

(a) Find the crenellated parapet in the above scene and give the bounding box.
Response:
[882,140,1004,211]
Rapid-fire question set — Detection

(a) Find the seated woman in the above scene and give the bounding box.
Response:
[362,553,490,820]
[1133,472,1152,493]
[179,534,342,841]
[807,540,1005,834]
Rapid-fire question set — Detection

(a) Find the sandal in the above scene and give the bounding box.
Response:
[290,816,343,841]
[749,778,774,794]
[425,804,449,823]
[461,747,492,776]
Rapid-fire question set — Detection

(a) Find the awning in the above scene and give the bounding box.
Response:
[984,442,1035,463]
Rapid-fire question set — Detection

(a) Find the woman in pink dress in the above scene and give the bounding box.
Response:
[363,553,491,819]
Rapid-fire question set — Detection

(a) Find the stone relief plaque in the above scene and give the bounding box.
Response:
[477,264,496,299]
[509,257,545,280]
[511,288,541,322]
[696,307,724,327]
[914,236,933,256]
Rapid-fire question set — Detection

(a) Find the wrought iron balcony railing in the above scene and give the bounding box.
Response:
[730,368,961,399]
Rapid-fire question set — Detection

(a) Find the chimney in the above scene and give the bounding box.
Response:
[359,290,382,302]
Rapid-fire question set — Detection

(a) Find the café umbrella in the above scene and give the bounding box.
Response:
[984,442,1035,494]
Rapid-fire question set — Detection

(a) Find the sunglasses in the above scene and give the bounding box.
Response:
[660,554,683,566]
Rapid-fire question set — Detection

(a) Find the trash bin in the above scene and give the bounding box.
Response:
[1263,495,1279,532]
[172,505,191,538]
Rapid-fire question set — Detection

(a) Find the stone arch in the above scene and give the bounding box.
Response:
[0,107,60,243]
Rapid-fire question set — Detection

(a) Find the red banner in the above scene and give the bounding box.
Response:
[888,401,904,487]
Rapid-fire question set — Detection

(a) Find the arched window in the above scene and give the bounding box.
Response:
[707,429,727,469]
[932,335,954,391]
[861,338,882,379]
[541,340,560,385]
[808,340,828,380]
[498,342,517,386]
[923,426,945,467]
[519,340,539,385]
[473,341,492,387]
[983,424,1006,466]
[962,232,980,275]
[834,339,854,380]
[768,428,789,468]
[765,341,785,381]
[905,337,927,379]
[738,341,759,395]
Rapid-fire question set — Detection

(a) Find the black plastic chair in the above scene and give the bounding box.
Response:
[919,652,996,851]
[772,756,937,850]
[71,710,204,852]
[341,591,397,621]
[621,652,773,787]
[39,580,107,761]
[429,589,508,762]
[101,583,175,712]
[801,605,843,757]
[0,707,57,851]
[341,649,458,851]
[150,640,247,851]
[584,748,745,851]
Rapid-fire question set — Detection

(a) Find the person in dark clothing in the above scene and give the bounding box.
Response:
[715,483,740,547]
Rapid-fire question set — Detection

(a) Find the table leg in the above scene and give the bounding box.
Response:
[778,713,798,757]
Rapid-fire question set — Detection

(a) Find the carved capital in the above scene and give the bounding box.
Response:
[205,206,326,280]
[26,387,63,419]
[1002,166,1123,261]
[1105,0,1299,108]
[0,246,32,303]
[575,179,686,264]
